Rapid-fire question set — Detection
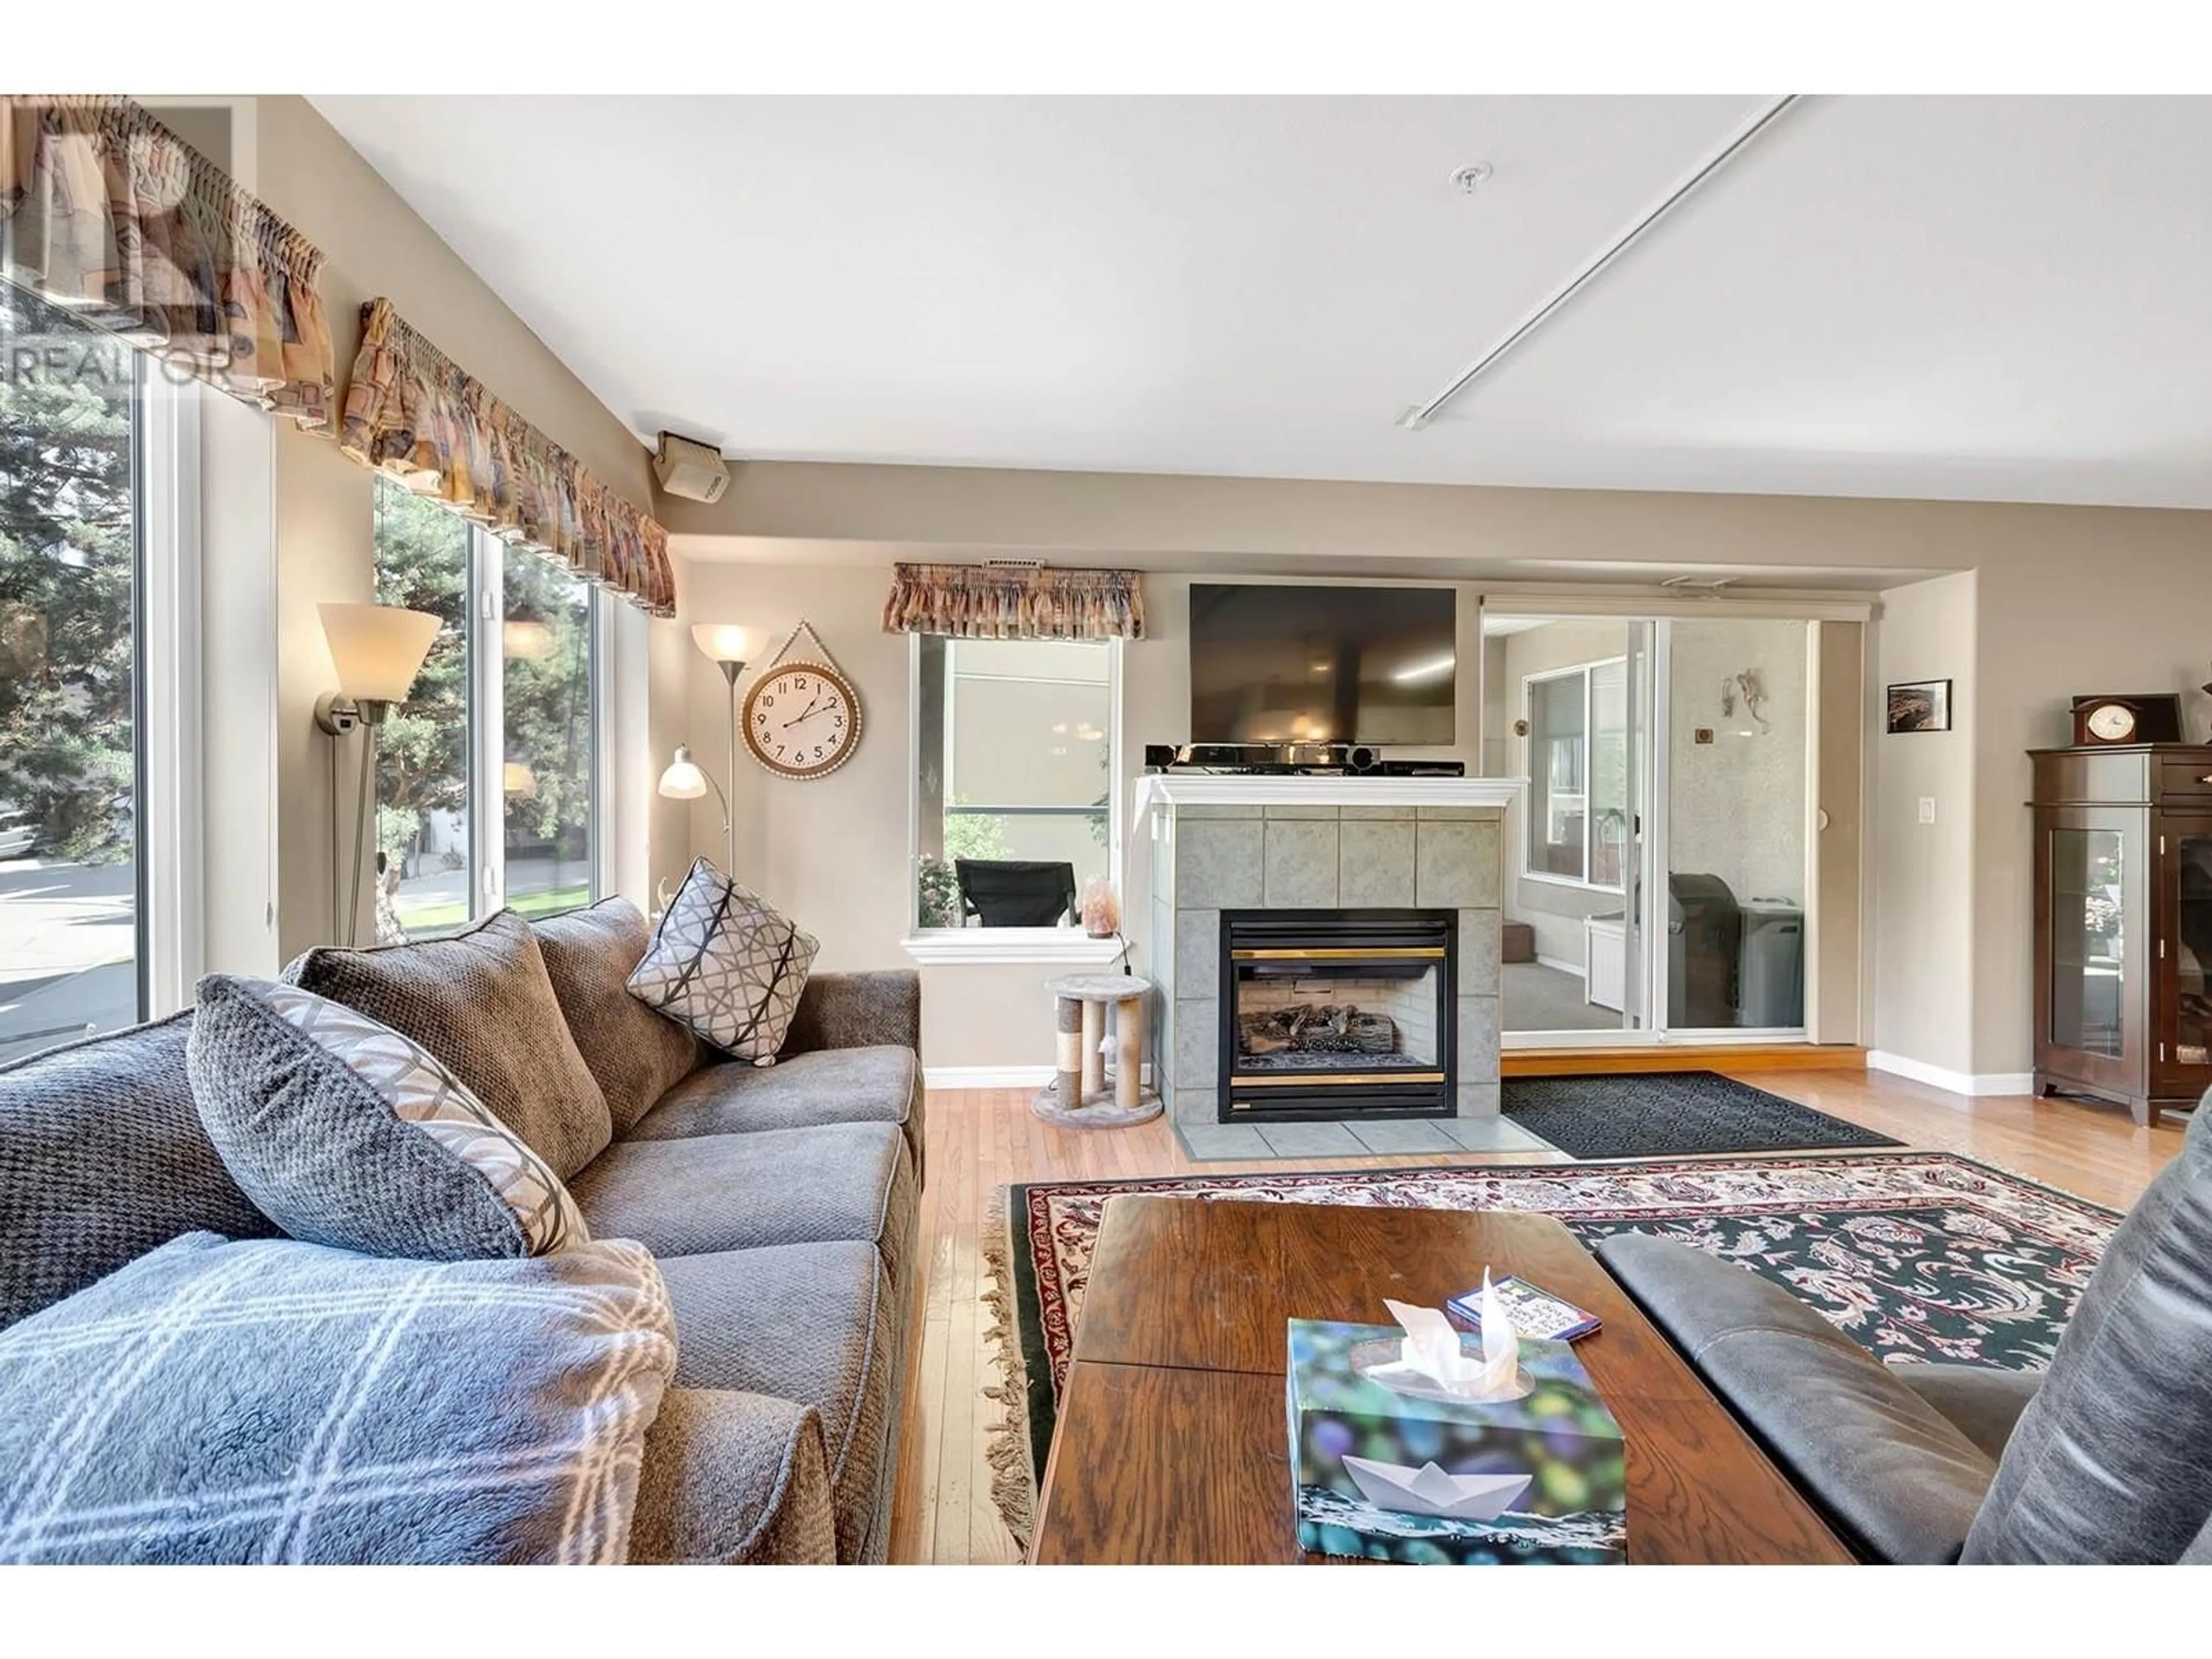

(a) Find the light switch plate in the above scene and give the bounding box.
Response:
[1918,797,1937,825]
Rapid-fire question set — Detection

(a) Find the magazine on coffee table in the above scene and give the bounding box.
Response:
[1445,1275,1601,1343]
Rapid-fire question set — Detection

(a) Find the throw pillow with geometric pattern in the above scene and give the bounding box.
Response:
[187,975,587,1260]
[626,858,819,1065]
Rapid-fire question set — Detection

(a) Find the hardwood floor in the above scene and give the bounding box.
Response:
[884,1069,2189,1565]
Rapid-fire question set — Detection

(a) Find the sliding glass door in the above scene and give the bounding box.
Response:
[1656,617,1809,1035]
[1489,617,1652,1039]
[1483,607,1811,1045]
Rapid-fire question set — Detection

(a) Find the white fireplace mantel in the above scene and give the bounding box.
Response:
[1137,770,1525,1130]
[1132,772,1526,826]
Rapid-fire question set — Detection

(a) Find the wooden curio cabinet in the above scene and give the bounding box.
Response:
[2030,745,2212,1124]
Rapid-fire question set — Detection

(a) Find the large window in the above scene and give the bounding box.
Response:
[500,554,595,917]
[371,476,601,938]
[911,636,1116,933]
[371,482,474,934]
[1525,657,1627,891]
[0,289,145,1062]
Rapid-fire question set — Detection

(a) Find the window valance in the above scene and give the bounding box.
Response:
[339,298,676,617]
[881,562,1144,641]
[0,94,334,427]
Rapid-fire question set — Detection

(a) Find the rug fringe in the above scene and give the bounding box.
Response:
[978,1183,1037,1554]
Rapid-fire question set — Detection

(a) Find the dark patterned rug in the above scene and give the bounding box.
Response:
[1503,1071,1904,1159]
[983,1152,2118,1543]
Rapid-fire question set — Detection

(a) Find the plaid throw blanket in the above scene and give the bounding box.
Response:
[0,1233,677,1564]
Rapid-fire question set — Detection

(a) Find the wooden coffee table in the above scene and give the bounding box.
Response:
[1027,1195,1853,1565]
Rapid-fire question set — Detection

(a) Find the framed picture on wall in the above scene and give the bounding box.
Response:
[1886,679,1951,734]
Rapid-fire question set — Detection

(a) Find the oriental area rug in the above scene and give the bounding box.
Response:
[980,1152,2121,1548]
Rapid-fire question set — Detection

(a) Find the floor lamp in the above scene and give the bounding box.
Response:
[657,745,732,877]
[314,602,441,945]
[680,623,760,876]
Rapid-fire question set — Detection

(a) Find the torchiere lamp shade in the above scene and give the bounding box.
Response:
[319,603,441,704]
[690,623,762,666]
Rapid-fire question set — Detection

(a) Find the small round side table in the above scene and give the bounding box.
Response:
[1034,972,1162,1128]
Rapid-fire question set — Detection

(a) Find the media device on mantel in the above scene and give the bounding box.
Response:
[1143,742,1464,778]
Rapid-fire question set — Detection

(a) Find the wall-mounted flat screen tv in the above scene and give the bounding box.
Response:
[1188,584,1456,746]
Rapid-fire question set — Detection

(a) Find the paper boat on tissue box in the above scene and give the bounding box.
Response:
[1286,1318,1627,1564]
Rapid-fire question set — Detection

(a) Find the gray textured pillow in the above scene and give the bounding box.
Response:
[532,897,702,1132]
[285,910,612,1178]
[0,1013,275,1331]
[188,975,586,1259]
[0,1232,675,1564]
[627,859,819,1063]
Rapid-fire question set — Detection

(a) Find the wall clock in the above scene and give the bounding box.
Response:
[2070,693,2183,747]
[743,622,864,781]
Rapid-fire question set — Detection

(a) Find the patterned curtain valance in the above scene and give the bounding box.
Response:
[339,298,676,617]
[881,562,1145,641]
[0,94,334,427]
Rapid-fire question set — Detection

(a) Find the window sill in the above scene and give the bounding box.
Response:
[1520,870,1627,897]
[900,929,1127,967]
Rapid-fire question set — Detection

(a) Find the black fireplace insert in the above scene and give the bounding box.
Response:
[1217,909,1456,1122]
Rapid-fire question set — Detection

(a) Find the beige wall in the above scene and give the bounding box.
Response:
[1969,536,2212,1077]
[672,559,1481,1067]
[232,97,670,961]
[1872,573,1979,1076]
[1808,620,1866,1046]
[675,558,1064,1066]
[675,463,2212,1081]
[676,560,912,969]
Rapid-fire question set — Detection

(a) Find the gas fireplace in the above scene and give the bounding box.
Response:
[1217,910,1457,1122]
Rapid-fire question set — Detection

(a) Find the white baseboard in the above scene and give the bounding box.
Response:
[1533,953,1586,978]
[925,1063,1156,1090]
[924,1065,1051,1089]
[1866,1051,2036,1099]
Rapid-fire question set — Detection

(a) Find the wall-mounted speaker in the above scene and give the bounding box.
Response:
[652,430,730,503]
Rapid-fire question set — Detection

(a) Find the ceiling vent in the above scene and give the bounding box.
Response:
[652,430,730,504]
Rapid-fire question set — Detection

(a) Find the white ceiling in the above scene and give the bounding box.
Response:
[315,94,2212,508]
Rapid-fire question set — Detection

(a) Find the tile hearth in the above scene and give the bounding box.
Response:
[1173,1113,1551,1164]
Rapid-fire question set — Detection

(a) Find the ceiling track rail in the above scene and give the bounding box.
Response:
[1398,93,1802,430]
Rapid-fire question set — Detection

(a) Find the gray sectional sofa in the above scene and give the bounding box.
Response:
[0,897,922,1565]
[1596,1098,2212,1565]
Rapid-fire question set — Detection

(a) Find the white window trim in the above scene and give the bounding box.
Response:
[589,586,615,905]
[474,534,611,919]
[1520,653,1627,897]
[899,929,1127,966]
[139,371,204,1016]
[902,633,1125,965]
[468,528,507,915]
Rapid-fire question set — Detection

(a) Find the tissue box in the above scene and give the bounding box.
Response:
[1286,1318,1627,1565]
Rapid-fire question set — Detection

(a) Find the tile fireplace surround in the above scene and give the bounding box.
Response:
[1135,775,1527,1153]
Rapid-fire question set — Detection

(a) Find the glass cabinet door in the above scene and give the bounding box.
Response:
[2050,827,2126,1058]
[2171,828,2212,1068]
